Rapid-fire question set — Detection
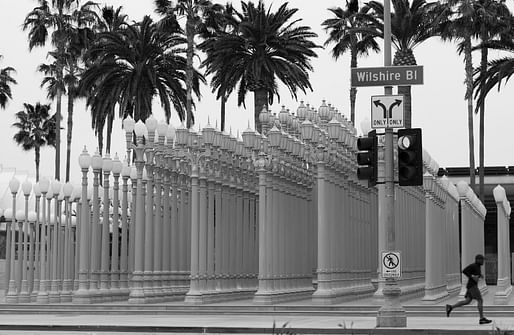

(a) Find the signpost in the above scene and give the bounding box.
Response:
[371,95,404,129]
[381,251,401,278]
[351,65,424,87]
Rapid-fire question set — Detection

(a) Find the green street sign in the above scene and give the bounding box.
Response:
[351,65,424,87]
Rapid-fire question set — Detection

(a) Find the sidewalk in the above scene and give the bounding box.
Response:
[0,313,512,334]
[0,286,513,334]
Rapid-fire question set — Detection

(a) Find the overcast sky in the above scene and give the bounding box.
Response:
[1,0,514,183]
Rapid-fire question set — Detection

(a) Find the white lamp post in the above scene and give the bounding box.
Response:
[111,153,123,298]
[128,120,149,303]
[123,116,135,165]
[49,179,61,303]
[74,147,92,303]
[37,177,50,303]
[19,179,32,302]
[31,182,42,301]
[120,159,131,296]
[90,149,103,300]
[61,182,73,302]
[100,153,113,301]
[6,177,20,303]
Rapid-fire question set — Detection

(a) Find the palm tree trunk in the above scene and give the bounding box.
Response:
[464,36,476,190]
[350,50,357,125]
[254,88,268,134]
[220,95,226,132]
[398,86,412,128]
[35,146,40,182]
[478,35,488,203]
[98,131,104,156]
[55,83,62,181]
[186,19,194,129]
[65,93,74,182]
[106,113,114,154]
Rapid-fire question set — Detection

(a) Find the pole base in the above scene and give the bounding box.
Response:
[376,306,407,327]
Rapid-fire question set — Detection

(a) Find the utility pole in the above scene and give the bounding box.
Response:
[376,0,407,327]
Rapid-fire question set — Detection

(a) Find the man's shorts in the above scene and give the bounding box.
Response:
[465,285,482,301]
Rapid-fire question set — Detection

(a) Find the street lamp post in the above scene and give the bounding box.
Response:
[120,159,131,297]
[74,147,92,303]
[19,179,32,302]
[62,182,74,302]
[111,153,123,299]
[100,153,113,302]
[49,179,62,303]
[6,177,20,303]
[128,120,149,304]
[376,0,406,327]
[36,177,50,303]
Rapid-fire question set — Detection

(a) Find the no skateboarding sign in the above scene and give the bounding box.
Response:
[381,251,401,278]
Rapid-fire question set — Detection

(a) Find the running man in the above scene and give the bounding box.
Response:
[446,254,491,325]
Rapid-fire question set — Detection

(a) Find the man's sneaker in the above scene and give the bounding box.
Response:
[479,318,492,325]
[445,304,452,317]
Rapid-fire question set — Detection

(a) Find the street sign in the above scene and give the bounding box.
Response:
[381,251,401,278]
[351,65,423,87]
[371,95,404,128]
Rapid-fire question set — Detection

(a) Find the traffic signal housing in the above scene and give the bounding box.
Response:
[357,130,377,187]
[397,128,423,186]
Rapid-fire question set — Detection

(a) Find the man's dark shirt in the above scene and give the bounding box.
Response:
[462,262,482,289]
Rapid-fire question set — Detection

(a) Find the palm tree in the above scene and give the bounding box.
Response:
[363,0,441,129]
[473,37,514,126]
[84,5,129,155]
[473,0,511,202]
[198,2,238,131]
[12,103,57,182]
[23,0,97,181]
[80,15,204,131]
[436,0,510,191]
[155,0,224,129]
[0,55,17,109]
[322,0,380,125]
[199,1,319,133]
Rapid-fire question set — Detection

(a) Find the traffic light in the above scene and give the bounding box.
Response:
[397,128,423,186]
[357,130,377,187]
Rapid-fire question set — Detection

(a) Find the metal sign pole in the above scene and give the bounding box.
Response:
[376,0,407,327]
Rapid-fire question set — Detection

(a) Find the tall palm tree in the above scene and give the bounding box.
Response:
[436,0,510,191]
[0,55,17,109]
[198,2,238,131]
[363,0,441,129]
[322,0,380,125]
[80,15,204,130]
[199,1,319,133]
[23,0,97,181]
[12,103,57,182]
[155,0,224,129]
[473,0,511,202]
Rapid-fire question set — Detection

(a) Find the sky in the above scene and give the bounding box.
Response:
[1,0,514,184]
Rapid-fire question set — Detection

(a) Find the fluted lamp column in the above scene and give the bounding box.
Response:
[129,120,148,303]
[19,179,32,302]
[111,154,123,299]
[61,182,74,302]
[119,159,131,297]
[89,150,103,302]
[73,147,92,303]
[48,179,62,303]
[36,177,50,303]
[6,177,20,303]
[124,116,135,165]
[31,182,42,301]
[99,153,113,302]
